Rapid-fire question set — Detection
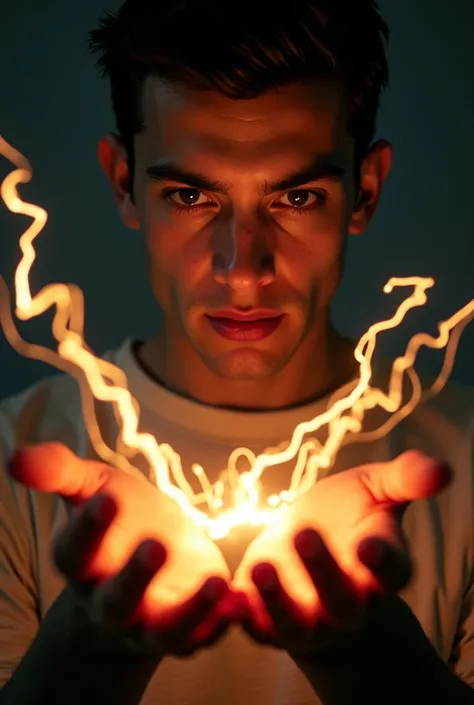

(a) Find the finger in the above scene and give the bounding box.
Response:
[197,618,230,650]
[188,587,246,649]
[231,590,279,646]
[394,501,410,524]
[295,529,360,623]
[159,577,229,653]
[361,451,452,507]
[92,539,167,631]
[8,442,108,501]
[216,587,245,623]
[357,537,412,592]
[251,563,311,645]
[53,493,117,581]
[240,617,279,648]
[181,617,230,656]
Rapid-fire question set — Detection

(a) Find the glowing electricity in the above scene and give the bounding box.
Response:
[0,135,473,539]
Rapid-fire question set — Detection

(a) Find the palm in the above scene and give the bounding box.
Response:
[81,467,230,613]
[11,443,230,619]
[233,452,449,620]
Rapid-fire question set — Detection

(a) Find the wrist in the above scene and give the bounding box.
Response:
[289,594,396,665]
[292,595,452,705]
[58,585,163,664]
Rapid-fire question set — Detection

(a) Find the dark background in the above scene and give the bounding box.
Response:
[0,0,473,399]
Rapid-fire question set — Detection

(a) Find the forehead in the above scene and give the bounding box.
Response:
[138,76,353,168]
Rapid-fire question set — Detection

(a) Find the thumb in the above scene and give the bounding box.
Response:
[8,442,106,501]
[362,450,452,506]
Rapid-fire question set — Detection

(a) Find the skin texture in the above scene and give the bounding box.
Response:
[5,80,466,703]
[7,444,452,665]
[98,77,392,410]
[232,450,451,653]
[9,443,233,657]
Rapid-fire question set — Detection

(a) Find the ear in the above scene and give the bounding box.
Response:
[349,140,393,235]
[98,134,140,230]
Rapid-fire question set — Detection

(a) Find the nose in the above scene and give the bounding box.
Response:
[212,217,275,299]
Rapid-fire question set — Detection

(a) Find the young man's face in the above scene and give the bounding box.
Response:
[102,77,391,385]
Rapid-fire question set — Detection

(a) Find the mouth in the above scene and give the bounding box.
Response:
[205,310,284,342]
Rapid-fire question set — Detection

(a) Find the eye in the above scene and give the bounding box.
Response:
[164,188,212,210]
[277,190,324,209]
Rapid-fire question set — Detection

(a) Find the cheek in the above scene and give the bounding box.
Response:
[278,222,346,289]
[145,220,210,302]
[142,218,181,308]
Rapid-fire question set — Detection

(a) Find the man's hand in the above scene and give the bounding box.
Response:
[9,442,233,657]
[232,450,451,656]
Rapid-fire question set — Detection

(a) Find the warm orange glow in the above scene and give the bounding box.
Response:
[1,135,473,540]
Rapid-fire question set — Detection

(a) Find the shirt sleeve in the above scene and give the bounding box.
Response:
[449,412,474,687]
[0,426,39,688]
[449,574,474,687]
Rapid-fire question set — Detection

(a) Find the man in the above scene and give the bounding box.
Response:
[0,1,473,704]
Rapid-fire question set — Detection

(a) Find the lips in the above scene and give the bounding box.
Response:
[206,311,284,342]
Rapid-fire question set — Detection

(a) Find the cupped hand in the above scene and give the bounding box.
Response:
[9,442,233,656]
[232,450,451,655]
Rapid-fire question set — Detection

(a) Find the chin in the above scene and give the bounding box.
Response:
[205,348,286,381]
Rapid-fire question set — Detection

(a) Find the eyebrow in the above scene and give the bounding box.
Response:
[146,157,346,196]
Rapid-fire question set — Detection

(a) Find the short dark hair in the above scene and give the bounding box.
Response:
[88,0,389,189]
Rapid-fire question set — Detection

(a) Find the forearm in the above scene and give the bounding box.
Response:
[294,596,474,705]
[0,587,162,705]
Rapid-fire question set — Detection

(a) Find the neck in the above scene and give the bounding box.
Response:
[136,322,357,411]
